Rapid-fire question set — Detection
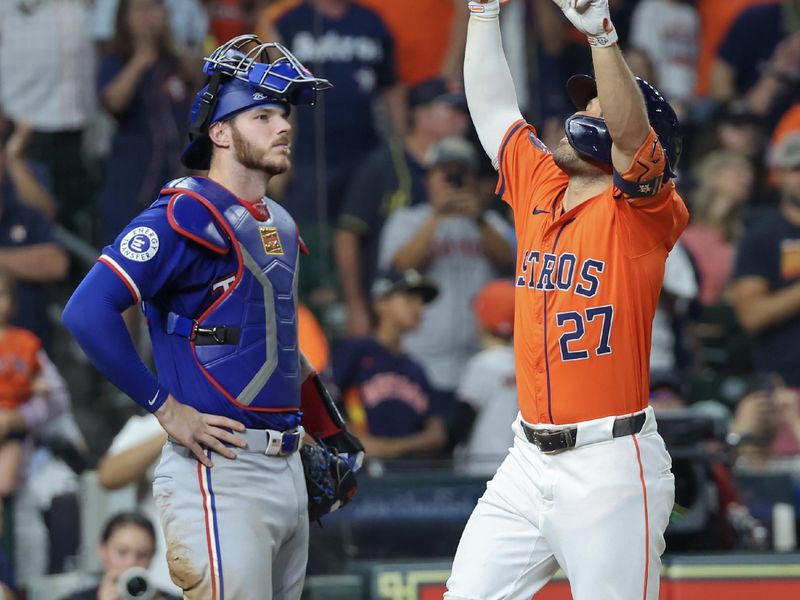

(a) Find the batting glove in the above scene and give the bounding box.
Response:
[553,0,618,48]
[468,0,500,20]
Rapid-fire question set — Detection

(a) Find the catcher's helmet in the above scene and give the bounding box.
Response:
[182,34,332,170]
[563,74,681,179]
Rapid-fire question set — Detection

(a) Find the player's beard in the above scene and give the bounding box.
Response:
[230,124,290,176]
[552,138,605,177]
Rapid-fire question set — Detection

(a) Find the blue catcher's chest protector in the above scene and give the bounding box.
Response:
[153,176,301,412]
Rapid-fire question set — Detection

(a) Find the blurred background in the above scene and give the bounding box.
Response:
[1,0,800,598]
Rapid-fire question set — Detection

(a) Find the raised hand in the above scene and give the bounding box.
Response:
[553,0,618,48]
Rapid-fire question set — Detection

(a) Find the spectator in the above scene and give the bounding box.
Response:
[729,382,800,469]
[357,0,468,86]
[711,0,798,100]
[630,0,700,108]
[0,125,69,346]
[96,0,193,244]
[1,118,57,221]
[95,414,177,596]
[332,269,447,460]
[0,0,95,237]
[0,270,48,500]
[682,150,754,305]
[256,0,403,229]
[650,241,698,373]
[335,78,469,336]
[730,133,800,387]
[60,511,180,600]
[92,0,208,54]
[455,279,516,477]
[378,137,514,394]
[695,0,776,98]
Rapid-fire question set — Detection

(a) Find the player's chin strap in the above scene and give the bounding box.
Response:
[189,70,225,141]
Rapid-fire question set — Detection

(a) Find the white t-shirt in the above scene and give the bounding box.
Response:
[0,0,95,130]
[630,0,699,102]
[650,241,698,372]
[379,205,511,390]
[456,345,517,476]
[106,414,179,595]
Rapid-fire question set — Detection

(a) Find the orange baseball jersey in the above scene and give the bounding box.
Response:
[497,120,689,425]
[0,326,42,410]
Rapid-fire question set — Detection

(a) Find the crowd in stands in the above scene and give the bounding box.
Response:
[0,0,799,596]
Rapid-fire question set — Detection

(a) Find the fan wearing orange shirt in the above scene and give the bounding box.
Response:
[446,1,688,599]
[0,272,44,499]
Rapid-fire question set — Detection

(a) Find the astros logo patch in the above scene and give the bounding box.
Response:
[120,227,159,262]
[259,226,284,255]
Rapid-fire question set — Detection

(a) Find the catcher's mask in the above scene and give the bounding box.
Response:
[563,74,681,180]
[182,34,332,170]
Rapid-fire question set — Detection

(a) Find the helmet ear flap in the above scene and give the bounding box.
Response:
[564,115,613,165]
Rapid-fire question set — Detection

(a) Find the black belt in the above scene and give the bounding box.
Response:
[522,412,646,453]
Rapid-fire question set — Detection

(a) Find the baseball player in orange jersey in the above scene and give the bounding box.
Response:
[446,1,689,598]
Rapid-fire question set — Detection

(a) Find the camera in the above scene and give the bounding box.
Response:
[117,566,155,600]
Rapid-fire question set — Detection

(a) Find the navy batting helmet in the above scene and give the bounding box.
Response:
[182,34,331,170]
[564,74,681,179]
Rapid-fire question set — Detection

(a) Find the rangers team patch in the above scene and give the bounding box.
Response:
[259,226,284,255]
[120,227,159,262]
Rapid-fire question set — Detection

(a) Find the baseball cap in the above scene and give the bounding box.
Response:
[772,133,800,169]
[408,78,468,111]
[371,269,439,304]
[473,279,515,337]
[426,136,479,172]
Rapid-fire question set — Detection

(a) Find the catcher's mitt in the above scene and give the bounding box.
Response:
[300,441,358,522]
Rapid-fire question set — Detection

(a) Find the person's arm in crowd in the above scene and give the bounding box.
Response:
[729,276,800,334]
[745,32,800,116]
[441,0,469,83]
[15,350,70,435]
[100,47,158,115]
[360,416,447,459]
[477,216,514,269]
[463,1,524,166]
[334,227,372,336]
[389,211,441,271]
[96,431,167,490]
[0,244,68,282]
[710,59,735,102]
[4,122,57,220]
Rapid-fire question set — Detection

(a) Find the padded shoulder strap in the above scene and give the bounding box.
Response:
[166,193,230,254]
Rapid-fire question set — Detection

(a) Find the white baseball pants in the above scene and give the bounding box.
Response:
[446,407,674,600]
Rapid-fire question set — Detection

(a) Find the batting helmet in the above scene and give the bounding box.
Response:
[182,34,332,170]
[564,74,681,179]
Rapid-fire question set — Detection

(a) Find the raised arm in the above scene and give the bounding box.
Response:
[464,1,523,167]
[554,0,649,173]
[592,47,650,173]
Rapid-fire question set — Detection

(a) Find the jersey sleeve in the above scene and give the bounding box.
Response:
[98,207,194,304]
[495,119,563,209]
[614,129,689,257]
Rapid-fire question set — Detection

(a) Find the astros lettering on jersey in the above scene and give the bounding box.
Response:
[498,121,689,425]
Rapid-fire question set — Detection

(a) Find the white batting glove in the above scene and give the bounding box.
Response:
[468,0,500,19]
[554,0,618,48]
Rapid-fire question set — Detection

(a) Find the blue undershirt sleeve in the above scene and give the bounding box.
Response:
[62,262,169,412]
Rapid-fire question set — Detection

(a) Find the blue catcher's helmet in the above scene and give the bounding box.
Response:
[563,74,681,179]
[182,34,332,170]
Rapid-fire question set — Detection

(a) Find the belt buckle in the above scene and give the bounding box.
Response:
[265,428,303,456]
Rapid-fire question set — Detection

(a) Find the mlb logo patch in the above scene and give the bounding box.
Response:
[259,226,284,255]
